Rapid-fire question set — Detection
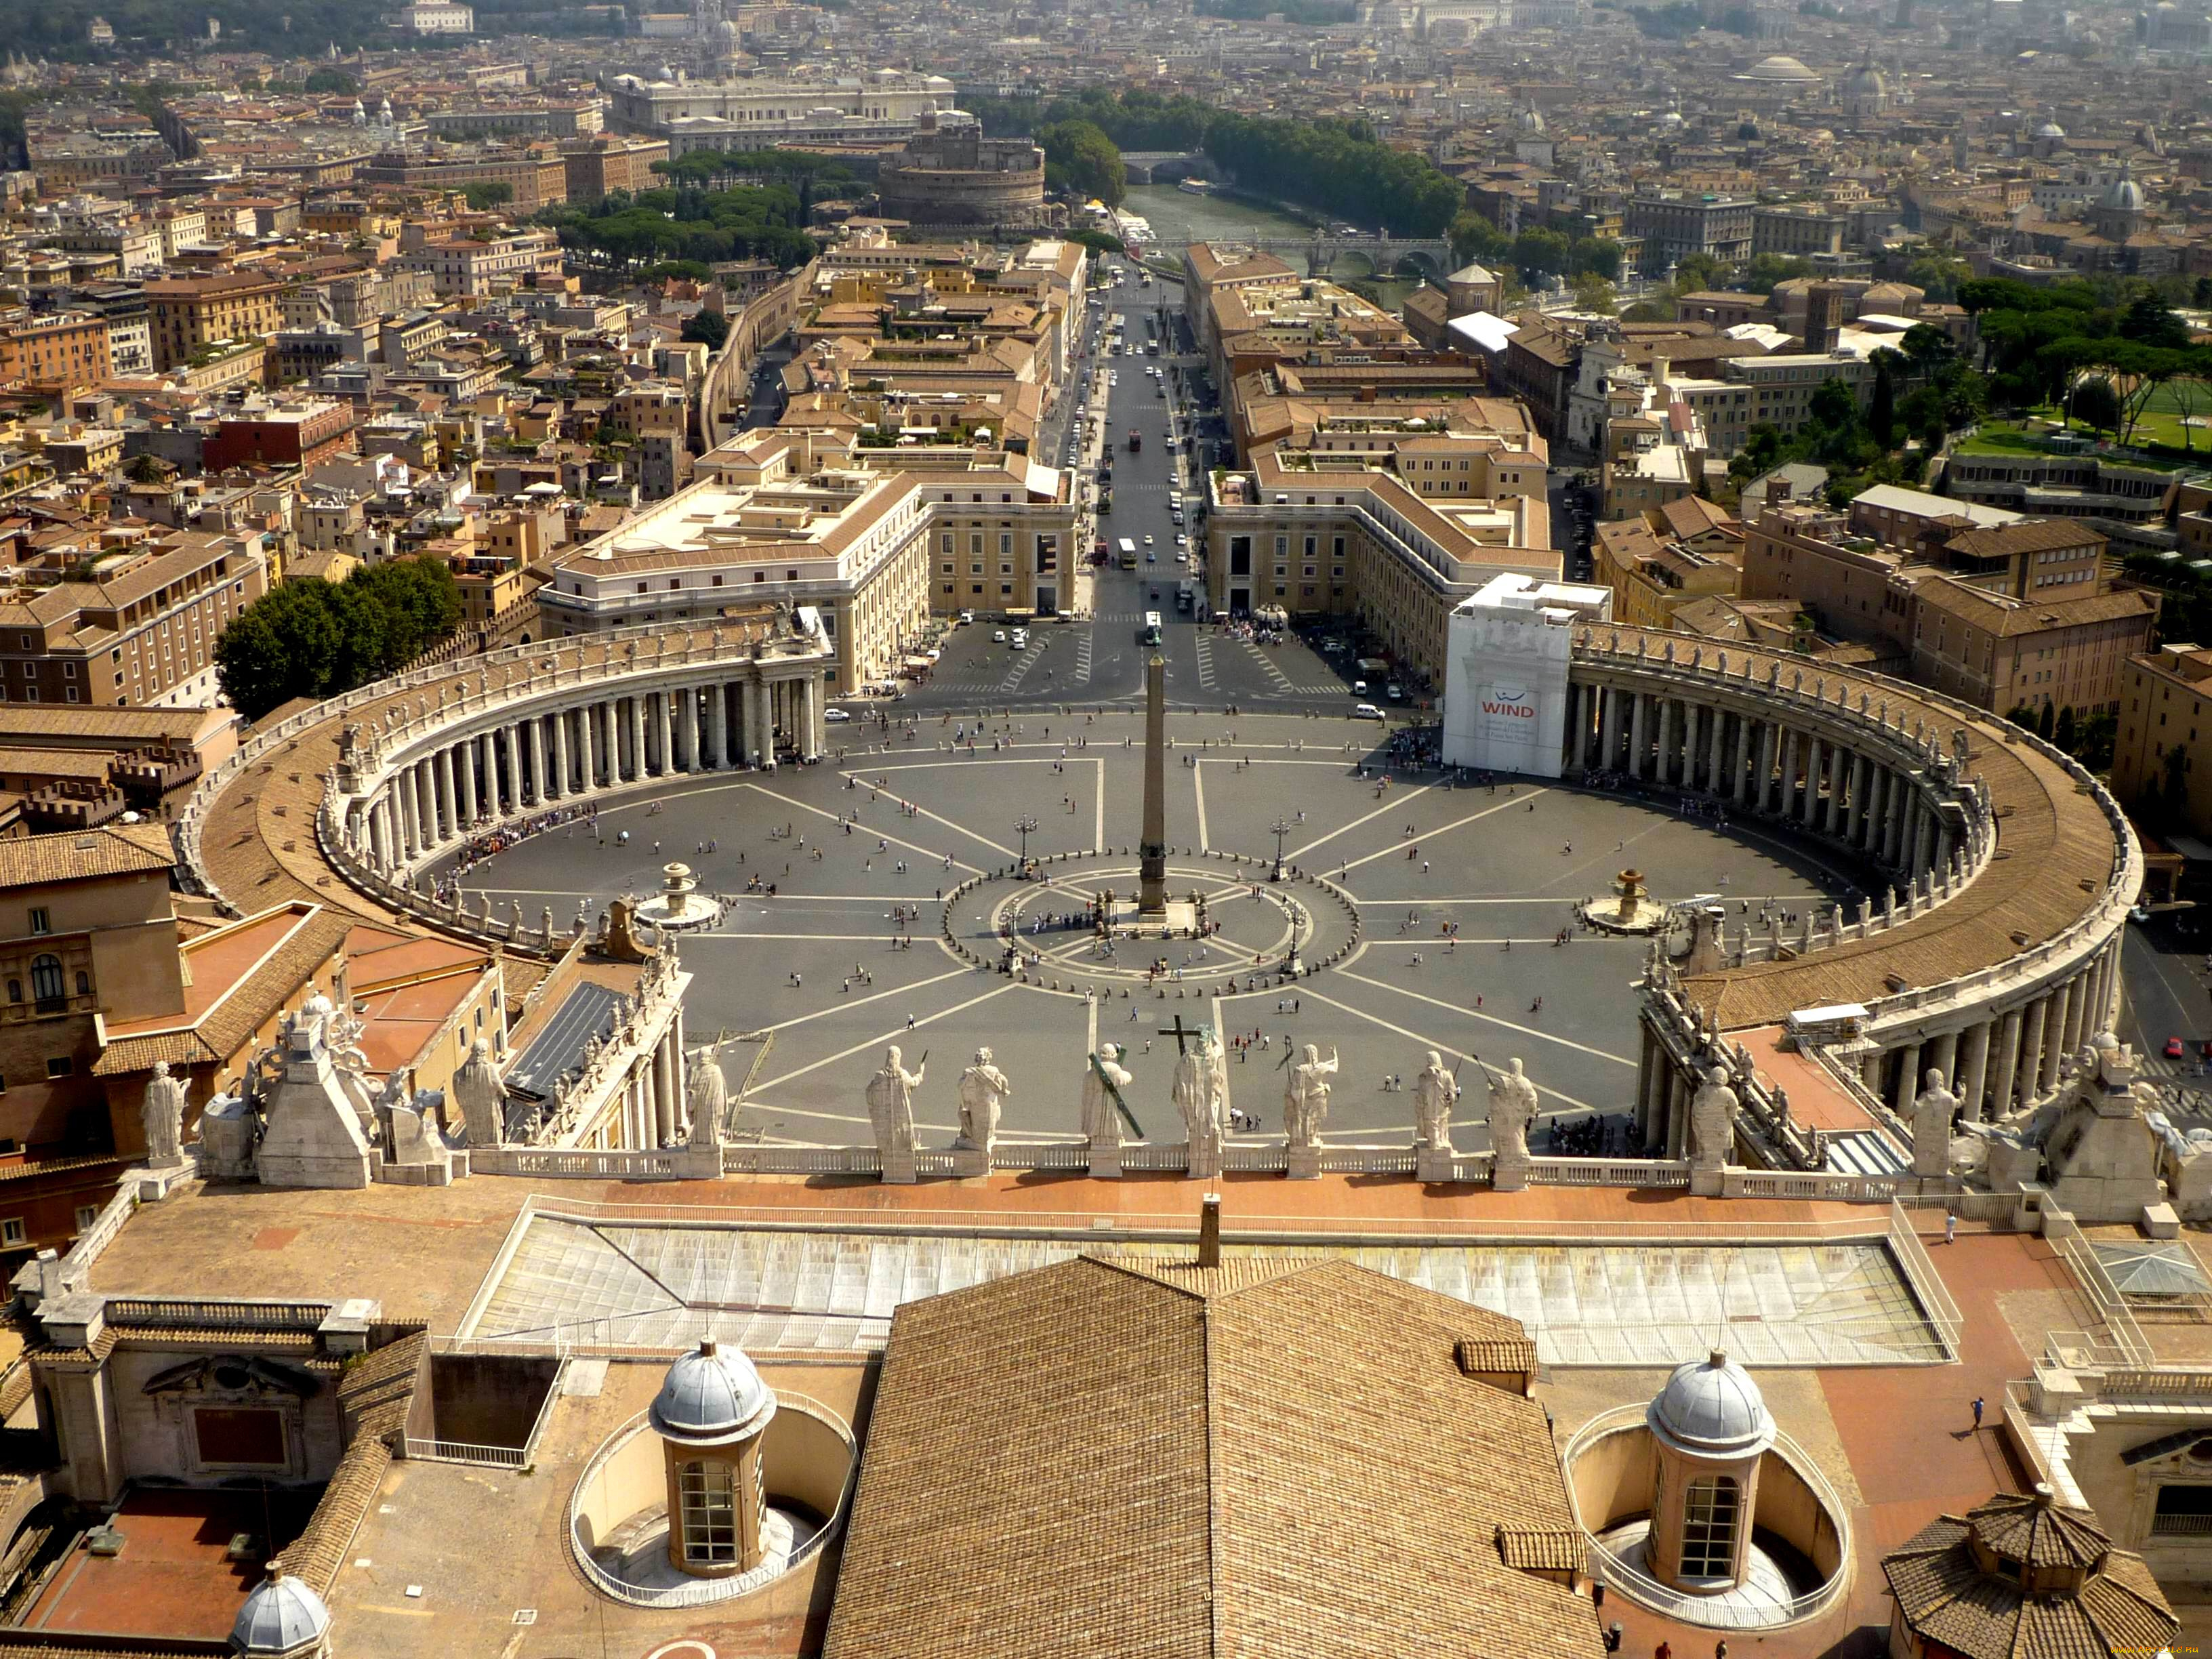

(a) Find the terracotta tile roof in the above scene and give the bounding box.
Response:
[1883,1496,2180,1659]
[824,1253,1601,1659]
[1455,1334,1540,1376]
[0,823,172,890]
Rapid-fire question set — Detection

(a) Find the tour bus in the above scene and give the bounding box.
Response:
[1118,537,1139,569]
[1142,611,1163,644]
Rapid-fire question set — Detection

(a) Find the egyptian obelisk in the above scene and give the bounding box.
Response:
[1139,652,1168,915]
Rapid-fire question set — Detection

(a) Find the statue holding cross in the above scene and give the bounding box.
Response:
[1170,1017,1229,1160]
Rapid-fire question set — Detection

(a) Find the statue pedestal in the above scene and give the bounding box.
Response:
[1187,1140,1221,1181]
[128,1159,194,1202]
[1286,1145,1322,1181]
[1088,1141,1123,1179]
[881,1147,917,1185]
[1491,1154,1530,1193]
[951,1144,991,1179]
[1416,1146,1458,1184]
[1690,1160,1726,1197]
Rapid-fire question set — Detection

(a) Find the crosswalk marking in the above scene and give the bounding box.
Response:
[1195,635,1217,690]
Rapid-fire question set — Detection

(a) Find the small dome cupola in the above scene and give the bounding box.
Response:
[652,1336,777,1446]
[1649,1349,1777,1459]
[230,1561,331,1658]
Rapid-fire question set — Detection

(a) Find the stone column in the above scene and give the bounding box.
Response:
[579,702,598,790]
[1896,1039,1923,1120]
[1732,714,1753,806]
[804,676,825,759]
[552,707,571,798]
[1629,693,1648,780]
[1884,783,1910,869]
[368,797,390,865]
[1656,698,1676,785]
[703,683,725,771]
[415,762,437,848]
[1930,1029,1959,1090]
[1961,1019,1993,1122]
[654,690,674,775]
[1800,733,1822,827]
[1825,741,1849,835]
[458,735,479,825]
[1706,706,1727,796]
[1598,686,1620,770]
[2059,972,2087,1057]
[396,775,419,859]
[2020,996,2051,1101]
[755,679,775,762]
[1847,753,1871,846]
[653,1030,677,1146]
[502,724,523,811]
[1780,728,1803,817]
[1990,1005,2024,1118]
[1635,1030,1659,1145]
[629,695,647,780]
[434,747,456,843]
[525,716,546,805]
[1664,1069,1689,1157]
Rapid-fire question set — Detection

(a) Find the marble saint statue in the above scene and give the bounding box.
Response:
[1485,1058,1538,1165]
[448,1036,503,1147]
[1174,1029,1228,1154]
[142,1061,188,1166]
[1689,1064,1739,1169]
[865,1045,923,1157]
[686,1048,726,1149]
[955,1047,1012,1154]
[1082,1043,1133,1147]
[1414,1050,1460,1152]
[1284,1044,1339,1149]
[1912,1066,1960,1179]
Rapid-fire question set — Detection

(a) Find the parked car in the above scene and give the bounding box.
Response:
[2167,1036,2188,1060]
[1353,702,1385,720]
[992,629,1007,642]
[824,708,853,723]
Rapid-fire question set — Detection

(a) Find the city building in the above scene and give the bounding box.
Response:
[541,428,1076,689]
[607,68,956,154]
[144,274,286,375]
[0,311,110,394]
[1625,192,1756,273]
[559,133,671,203]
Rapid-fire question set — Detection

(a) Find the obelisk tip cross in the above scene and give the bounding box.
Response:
[1139,651,1168,916]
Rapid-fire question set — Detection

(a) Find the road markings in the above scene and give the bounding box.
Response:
[1193,759,1210,851]
[1333,968,1635,1067]
[748,981,1022,1095]
[736,781,987,875]
[1286,986,1604,1111]
[1195,634,1217,690]
[1286,785,1433,862]
[1334,792,1551,874]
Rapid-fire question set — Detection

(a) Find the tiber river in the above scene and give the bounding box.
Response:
[1120,182,1425,314]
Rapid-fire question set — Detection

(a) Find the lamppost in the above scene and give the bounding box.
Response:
[1015,814,1039,872]
[1270,817,1292,882]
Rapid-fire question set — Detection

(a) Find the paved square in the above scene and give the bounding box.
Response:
[447,710,1867,1151]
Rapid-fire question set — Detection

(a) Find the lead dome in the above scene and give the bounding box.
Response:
[231,1564,331,1656]
[652,1337,777,1443]
[1648,1348,1776,1456]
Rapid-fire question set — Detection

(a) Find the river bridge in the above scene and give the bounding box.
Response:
[1137,226,1455,281]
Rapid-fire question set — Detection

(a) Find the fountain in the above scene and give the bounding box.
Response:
[635,862,718,933]
[1577,867,1670,935]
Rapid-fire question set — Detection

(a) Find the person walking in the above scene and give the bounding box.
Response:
[1945,1211,1959,1246]
[1971,1395,1985,1431]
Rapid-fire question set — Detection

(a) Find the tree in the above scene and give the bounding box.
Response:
[303,68,357,94]
[1869,354,1897,449]
[2036,702,2057,741]
[1570,272,1617,315]
[2070,373,2122,434]
[681,308,730,350]
[462,180,513,211]
[2055,705,2078,752]
[1035,119,1126,208]
[1744,253,1809,295]
[1902,254,1971,303]
[1511,227,1571,282]
[2121,291,2191,351]
[216,557,461,720]
[1671,252,1729,294]
[1449,211,1510,266]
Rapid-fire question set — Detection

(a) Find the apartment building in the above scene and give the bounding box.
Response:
[607,382,694,500]
[540,428,1076,691]
[394,230,563,298]
[0,312,111,393]
[355,146,570,209]
[1204,419,1557,683]
[143,273,285,373]
[1742,501,2156,715]
[2112,643,2212,839]
[560,133,671,203]
[1591,499,1745,628]
[200,399,359,472]
[0,529,272,710]
[1625,193,1755,272]
[1751,206,1849,257]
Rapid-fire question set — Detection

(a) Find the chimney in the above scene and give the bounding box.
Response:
[1197,1192,1222,1267]
[1651,352,1671,396]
